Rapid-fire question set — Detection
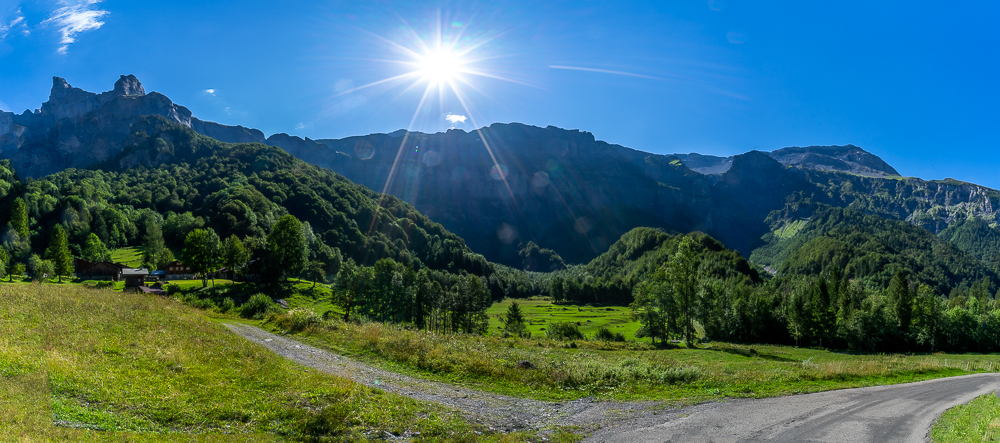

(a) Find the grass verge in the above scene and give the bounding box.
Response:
[932,393,1000,442]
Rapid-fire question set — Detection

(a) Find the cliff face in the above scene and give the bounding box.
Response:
[264,123,721,264]
[0,75,264,178]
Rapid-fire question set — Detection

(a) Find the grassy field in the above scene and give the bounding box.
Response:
[110,247,144,267]
[267,307,996,403]
[0,282,492,441]
[486,297,641,340]
[932,394,1000,442]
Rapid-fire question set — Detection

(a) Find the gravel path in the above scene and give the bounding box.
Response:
[222,323,661,434]
[224,323,1000,441]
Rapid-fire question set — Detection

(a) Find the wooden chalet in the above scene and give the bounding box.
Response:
[74,259,126,281]
[164,261,195,280]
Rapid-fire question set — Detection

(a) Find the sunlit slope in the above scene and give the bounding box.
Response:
[0,284,471,440]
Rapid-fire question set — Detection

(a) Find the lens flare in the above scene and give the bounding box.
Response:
[417,49,464,84]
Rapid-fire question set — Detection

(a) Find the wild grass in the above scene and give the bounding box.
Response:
[0,283,484,441]
[931,393,1000,442]
[267,310,986,403]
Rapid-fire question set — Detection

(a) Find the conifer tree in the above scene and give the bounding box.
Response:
[82,233,112,262]
[10,197,28,239]
[889,271,913,333]
[503,301,529,337]
[142,219,167,270]
[46,225,73,283]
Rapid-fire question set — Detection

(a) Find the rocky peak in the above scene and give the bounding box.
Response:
[722,150,787,183]
[767,145,899,177]
[111,74,145,97]
[41,76,99,119]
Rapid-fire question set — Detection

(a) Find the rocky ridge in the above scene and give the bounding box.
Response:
[2,75,998,266]
[675,144,900,177]
[0,75,264,178]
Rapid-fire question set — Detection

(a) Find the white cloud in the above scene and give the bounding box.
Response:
[295,123,305,130]
[205,88,216,95]
[41,0,109,54]
[445,114,467,124]
[0,8,28,41]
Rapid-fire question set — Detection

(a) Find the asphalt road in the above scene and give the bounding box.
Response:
[586,373,1000,443]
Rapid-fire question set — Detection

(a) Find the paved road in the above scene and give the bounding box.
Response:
[586,373,1000,443]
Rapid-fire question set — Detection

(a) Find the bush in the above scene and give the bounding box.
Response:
[189,297,217,310]
[219,297,236,313]
[165,284,181,295]
[241,293,275,319]
[546,322,584,340]
[595,326,626,342]
[288,308,322,332]
[95,281,114,290]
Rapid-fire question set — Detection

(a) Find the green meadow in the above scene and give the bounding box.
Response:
[485,297,641,339]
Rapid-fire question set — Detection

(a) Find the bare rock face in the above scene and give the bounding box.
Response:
[0,75,264,177]
[768,145,899,177]
[111,74,145,97]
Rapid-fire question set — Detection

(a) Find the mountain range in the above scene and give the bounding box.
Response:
[2,75,999,271]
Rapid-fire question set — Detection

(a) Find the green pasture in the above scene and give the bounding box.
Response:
[487,297,642,339]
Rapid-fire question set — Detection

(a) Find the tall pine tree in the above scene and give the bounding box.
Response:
[46,225,73,283]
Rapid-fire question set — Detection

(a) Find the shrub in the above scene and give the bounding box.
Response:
[241,293,275,319]
[288,308,322,332]
[95,281,114,290]
[165,284,181,295]
[595,326,626,342]
[219,297,236,313]
[546,322,584,340]
[189,297,216,310]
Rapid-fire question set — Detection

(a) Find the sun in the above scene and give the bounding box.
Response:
[416,49,464,84]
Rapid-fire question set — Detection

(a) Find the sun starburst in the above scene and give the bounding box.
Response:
[339,11,529,246]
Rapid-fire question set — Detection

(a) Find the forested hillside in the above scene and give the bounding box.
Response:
[0,116,534,300]
[752,207,998,294]
[538,227,761,304]
[938,218,1000,264]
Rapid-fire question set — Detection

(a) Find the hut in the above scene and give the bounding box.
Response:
[122,268,150,288]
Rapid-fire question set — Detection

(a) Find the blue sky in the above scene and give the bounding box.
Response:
[1,0,998,187]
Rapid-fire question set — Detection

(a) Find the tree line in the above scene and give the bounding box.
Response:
[629,234,1000,353]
